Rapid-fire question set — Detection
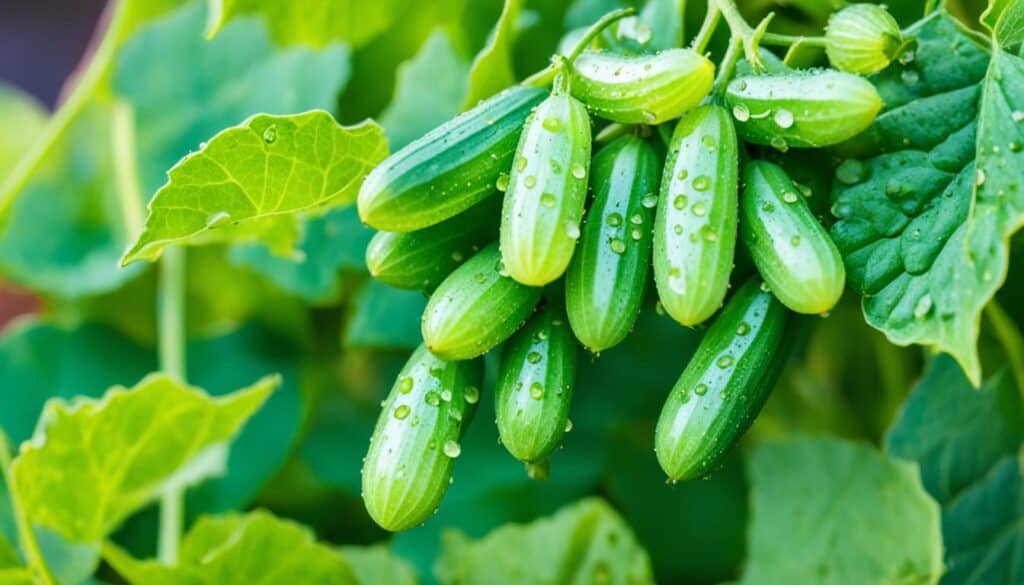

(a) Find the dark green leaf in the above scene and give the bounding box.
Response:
[343,281,426,351]
[206,0,407,48]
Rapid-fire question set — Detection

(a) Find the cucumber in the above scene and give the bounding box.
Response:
[366,196,500,291]
[740,161,845,315]
[495,307,577,467]
[725,70,882,149]
[568,49,714,125]
[422,242,543,360]
[362,344,483,531]
[653,104,738,327]
[358,86,546,231]
[500,83,592,286]
[565,135,661,352]
[655,279,795,481]
[825,4,902,75]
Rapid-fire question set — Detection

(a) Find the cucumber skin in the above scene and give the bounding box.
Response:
[725,70,882,148]
[740,161,845,315]
[362,345,483,531]
[566,135,661,352]
[358,86,546,232]
[366,196,500,291]
[653,104,738,327]
[500,91,592,286]
[495,307,577,463]
[422,243,543,360]
[568,49,715,124]
[655,279,795,481]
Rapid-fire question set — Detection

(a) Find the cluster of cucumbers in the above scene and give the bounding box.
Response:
[357,4,902,531]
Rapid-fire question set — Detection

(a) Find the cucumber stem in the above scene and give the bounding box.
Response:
[760,33,827,48]
[691,4,721,54]
[985,301,1024,403]
[157,246,187,564]
[712,37,743,100]
[712,0,771,72]
[525,459,550,480]
[0,432,57,585]
[564,7,637,65]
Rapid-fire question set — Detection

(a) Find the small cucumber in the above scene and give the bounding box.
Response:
[358,86,546,232]
[495,307,577,466]
[422,243,543,360]
[825,4,902,75]
[655,279,795,481]
[362,344,482,531]
[366,196,500,291]
[740,161,845,315]
[725,70,882,149]
[653,104,738,327]
[500,83,592,286]
[565,135,660,352]
[568,49,714,125]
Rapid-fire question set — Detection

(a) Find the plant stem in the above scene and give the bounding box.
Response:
[712,0,768,71]
[760,33,827,48]
[690,4,721,54]
[985,301,1024,402]
[712,37,743,100]
[564,7,636,64]
[0,433,57,585]
[157,246,187,564]
[923,0,940,17]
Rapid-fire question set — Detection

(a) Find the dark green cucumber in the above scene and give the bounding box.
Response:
[568,49,714,124]
[495,307,577,466]
[362,344,482,531]
[365,196,500,290]
[358,86,546,231]
[500,84,592,286]
[565,135,660,352]
[422,243,543,360]
[655,279,795,481]
[653,104,738,327]
[725,70,882,149]
[740,161,845,315]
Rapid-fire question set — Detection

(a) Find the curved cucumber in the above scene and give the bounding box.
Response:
[495,307,577,465]
[725,70,882,149]
[422,242,543,360]
[653,104,738,327]
[655,279,795,481]
[566,135,660,352]
[568,49,714,124]
[362,345,483,531]
[358,86,546,231]
[366,196,500,291]
[740,161,845,315]
[500,88,592,286]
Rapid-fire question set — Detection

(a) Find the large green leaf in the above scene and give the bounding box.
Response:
[343,280,426,351]
[380,30,470,150]
[340,546,419,585]
[103,510,357,584]
[434,498,654,585]
[738,437,943,585]
[10,373,276,543]
[983,0,1024,46]
[829,13,1024,385]
[205,0,408,48]
[462,0,523,109]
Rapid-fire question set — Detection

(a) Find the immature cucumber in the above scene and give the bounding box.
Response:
[568,49,714,124]
[565,135,660,352]
[500,82,592,286]
[655,279,795,481]
[422,243,543,360]
[495,308,576,475]
[358,86,546,231]
[362,345,482,531]
[725,70,882,149]
[366,196,500,290]
[740,161,845,315]
[653,105,738,327]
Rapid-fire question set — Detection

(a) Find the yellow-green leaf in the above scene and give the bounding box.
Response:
[462,0,522,109]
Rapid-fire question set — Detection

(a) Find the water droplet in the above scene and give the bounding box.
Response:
[976,168,987,186]
[630,228,642,240]
[677,169,689,181]
[692,202,707,216]
[642,110,657,124]
[540,193,557,208]
[206,211,231,228]
[782,191,799,204]
[716,355,734,368]
[898,49,915,65]
[736,322,750,336]
[629,213,643,225]
[465,386,479,404]
[836,159,866,185]
[702,134,717,149]
[692,176,711,191]
[524,175,538,188]
[440,389,453,402]
[673,224,683,235]
[790,235,802,247]
[571,163,587,179]
[564,419,574,432]
[732,104,750,121]
[262,124,277,143]
[641,193,658,208]
[901,69,919,85]
[529,382,544,399]
[759,281,771,292]
[535,330,549,341]
[527,351,542,364]
[694,384,708,396]
[473,272,487,284]
[398,376,414,394]
[425,391,441,406]
[516,156,528,172]
[1013,111,1024,123]
[564,221,581,239]
[606,212,623,226]
[394,404,411,419]
[451,250,464,262]
[761,201,774,212]
[773,109,794,129]
[609,238,626,254]
[770,136,789,152]
[549,159,563,173]
[443,440,461,458]
[496,173,510,192]
[913,294,933,318]
[542,117,562,132]
[673,195,688,210]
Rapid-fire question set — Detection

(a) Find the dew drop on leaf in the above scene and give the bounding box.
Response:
[394,404,411,420]
[398,376,414,394]
[606,212,623,226]
[773,109,794,129]
[443,440,461,458]
[261,124,277,144]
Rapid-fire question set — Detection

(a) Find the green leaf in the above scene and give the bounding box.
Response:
[343,280,427,351]
[228,206,373,303]
[205,0,407,48]
[340,545,419,585]
[738,437,943,585]
[434,497,654,585]
[10,373,276,543]
[380,30,470,150]
[103,510,357,584]
[886,355,1023,504]
[829,13,1024,385]
[983,0,1024,47]
[121,111,386,265]
[0,84,46,177]
[462,0,523,109]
